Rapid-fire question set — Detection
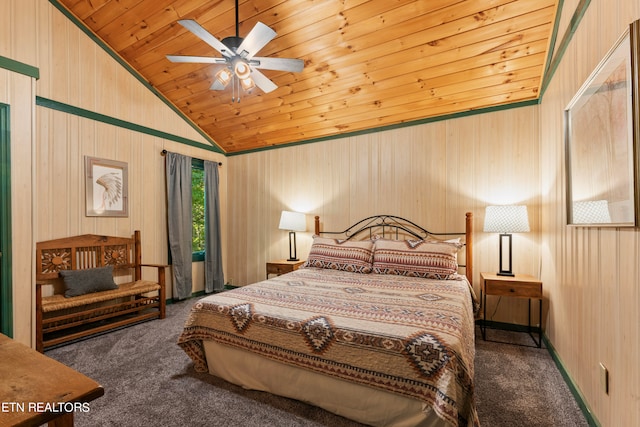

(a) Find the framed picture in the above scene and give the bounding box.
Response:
[564,19,640,226]
[85,156,128,217]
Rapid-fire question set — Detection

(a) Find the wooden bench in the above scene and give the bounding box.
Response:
[35,230,167,352]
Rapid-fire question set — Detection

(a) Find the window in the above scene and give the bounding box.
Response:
[191,159,205,262]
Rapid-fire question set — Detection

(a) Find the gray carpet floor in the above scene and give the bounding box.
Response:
[46,299,589,426]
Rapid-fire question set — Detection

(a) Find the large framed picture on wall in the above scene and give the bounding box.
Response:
[565,19,640,227]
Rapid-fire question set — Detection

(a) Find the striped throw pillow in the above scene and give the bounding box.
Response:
[303,237,374,273]
[372,239,461,279]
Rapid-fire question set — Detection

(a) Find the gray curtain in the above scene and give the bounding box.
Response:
[166,153,193,300]
[204,161,224,292]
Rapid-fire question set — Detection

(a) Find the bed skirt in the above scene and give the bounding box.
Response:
[203,340,449,427]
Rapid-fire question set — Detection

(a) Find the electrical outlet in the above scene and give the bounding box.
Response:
[599,363,609,394]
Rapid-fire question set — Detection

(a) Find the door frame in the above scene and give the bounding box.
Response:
[0,103,12,337]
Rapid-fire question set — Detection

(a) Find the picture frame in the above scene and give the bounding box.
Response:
[564,19,640,226]
[85,156,128,217]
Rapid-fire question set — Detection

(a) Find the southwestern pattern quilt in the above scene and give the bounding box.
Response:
[178,267,480,427]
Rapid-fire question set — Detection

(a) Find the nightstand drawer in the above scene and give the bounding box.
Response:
[484,280,542,299]
[267,263,294,275]
[266,260,305,278]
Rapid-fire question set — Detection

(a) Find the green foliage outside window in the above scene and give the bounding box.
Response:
[192,162,205,260]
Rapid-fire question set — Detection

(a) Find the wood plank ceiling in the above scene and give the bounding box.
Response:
[55,0,559,154]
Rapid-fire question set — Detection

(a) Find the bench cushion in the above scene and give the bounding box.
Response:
[42,280,161,313]
[59,266,118,297]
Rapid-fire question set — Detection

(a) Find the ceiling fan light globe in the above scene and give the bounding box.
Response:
[234,61,251,80]
[215,68,232,86]
[240,77,255,91]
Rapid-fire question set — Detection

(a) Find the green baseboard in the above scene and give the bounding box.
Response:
[543,335,600,427]
[165,285,238,305]
[478,320,600,427]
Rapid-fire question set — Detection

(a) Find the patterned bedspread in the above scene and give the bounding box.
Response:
[178,267,480,427]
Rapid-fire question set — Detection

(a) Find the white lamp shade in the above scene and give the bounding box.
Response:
[572,200,611,223]
[483,205,530,233]
[279,211,307,232]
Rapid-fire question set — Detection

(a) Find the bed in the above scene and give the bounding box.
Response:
[178,213,479,427]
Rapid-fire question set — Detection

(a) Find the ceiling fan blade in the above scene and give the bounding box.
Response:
[250,68,278,93]
[178,19,233,58]
[210,80,228,90]
[166,55,227,64]
[237,22,276,60]
[251,57,304,72]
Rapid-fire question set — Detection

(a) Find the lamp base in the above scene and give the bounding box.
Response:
[497,234,515,277]
[287,231,298,262]
[497,271,515,277]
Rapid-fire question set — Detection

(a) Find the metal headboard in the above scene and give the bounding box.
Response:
[314,213,474,283]
[314,214,461,241]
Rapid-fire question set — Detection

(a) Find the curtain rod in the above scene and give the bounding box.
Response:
[161,149,222,166]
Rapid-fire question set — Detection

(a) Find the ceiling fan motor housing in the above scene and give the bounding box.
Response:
[221,36,244,53]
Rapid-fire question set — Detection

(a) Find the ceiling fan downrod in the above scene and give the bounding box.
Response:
[235,0,239,39]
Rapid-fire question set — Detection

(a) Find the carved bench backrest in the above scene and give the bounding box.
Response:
[36,230,142,283]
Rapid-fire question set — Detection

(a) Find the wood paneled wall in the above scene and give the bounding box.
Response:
[1,0,226,346]
[540,1,640,425]
[227,108,542,326]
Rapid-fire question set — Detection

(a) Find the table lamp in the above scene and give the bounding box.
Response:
[279,211,306,261]
[483,205,530,276]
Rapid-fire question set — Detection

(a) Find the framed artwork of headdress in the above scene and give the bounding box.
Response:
[85,156,128,217]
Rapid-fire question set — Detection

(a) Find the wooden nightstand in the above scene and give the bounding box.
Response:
[266,260,305,278]
[480,272,543,347]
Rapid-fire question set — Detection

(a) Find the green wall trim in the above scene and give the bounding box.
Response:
[540,0,565,89]
[47,0,223,153]
[227,99,540,156]
[543,335,601,427]
[540,0,592,97]
[0,103,13,338]
[481,321,600,427]
[0,56,39,80]
[36,97,223,153]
